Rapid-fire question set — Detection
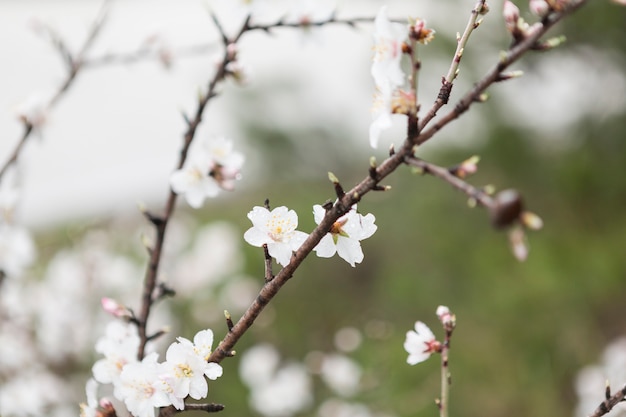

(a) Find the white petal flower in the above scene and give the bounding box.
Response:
[371,6,406,94]
[243,206,309,266]
[115,352,172,417]
[404,321,439,365]
[92,321,140,385]
[320,354,362,397]
[312,205,377,267]
[170,137,244,208]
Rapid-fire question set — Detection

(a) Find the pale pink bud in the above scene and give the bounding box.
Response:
[529,0,550,17]
[503,1,520,29]
[101,297,131,319]
[436,305,456,329]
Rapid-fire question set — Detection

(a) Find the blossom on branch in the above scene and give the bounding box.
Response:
[369,88,416,148]
[312,204,377,267]
[115,352,172,417]
[403,321,441,365]
[243,206,309,266]
[170,137,244,208]
[158,329,223,409]
[371,6,406,94]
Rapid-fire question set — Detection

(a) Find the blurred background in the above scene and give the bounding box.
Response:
[1,1,625,417]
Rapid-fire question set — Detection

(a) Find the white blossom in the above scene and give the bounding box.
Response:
[312,205,377,267]
[404,321,439,365]
[371,6,406,95]
[170,137,244,208]
[92,321,140,385]
[115,352,172,417]
[243,206,309,266]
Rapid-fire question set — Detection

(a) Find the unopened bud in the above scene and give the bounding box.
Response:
[503,1,520,28]
[490,189,523,229]
[521,211,543,230]
[530,0,550,17]
[101,297,132,319]
[436,305,456,330]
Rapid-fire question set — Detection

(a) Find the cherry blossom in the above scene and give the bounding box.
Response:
[312,204,377,267]
[403,321,441,365]
[160,330,223,408]
[170,137,244,208]
[115,352,172,417]
[371,6,406,95]
[92,321,140,385]
[243,206,309,266]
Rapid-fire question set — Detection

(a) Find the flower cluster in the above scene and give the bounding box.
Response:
[170,137,244,208]
[243,204,377,267]
[83,321,223,417]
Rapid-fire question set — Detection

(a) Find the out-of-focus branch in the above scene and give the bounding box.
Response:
[0,0,110,183]
[136,13,252,360]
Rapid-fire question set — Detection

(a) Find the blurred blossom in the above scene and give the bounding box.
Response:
[244,206,309,266]
[170,136,244,208]
[250,363,313,417]
[240,344,313,417]
[312,204,377,267]
[92,321,141,385]
[320,354,362,397]
[0,222,35,277]
[404,321,440,365]
[575,337,626,417]
[371,6,406,95]
[334,327,363,352]
[115,352,172,417]
[0,166,20,219]
[318,399,378,417]
[240,343,281,386]
[14,91,49,127]
[173,222,243,295]
[0,370,69,417]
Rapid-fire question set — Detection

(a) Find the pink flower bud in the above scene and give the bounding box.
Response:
[529,0,550,17]
[436,305,456,329]
[503,0,520,28]
[101,297,131,318]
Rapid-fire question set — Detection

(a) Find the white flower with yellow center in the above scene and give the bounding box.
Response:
[312,204,377,267]
[243,206,309,266]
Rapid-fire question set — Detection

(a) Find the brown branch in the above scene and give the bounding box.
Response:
[135,14,252,360]
[404,156,495,210]
[207,0,588,365]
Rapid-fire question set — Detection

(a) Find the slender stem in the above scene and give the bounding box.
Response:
[405,156,495,210]
[419,0,486,131]
[439,330,452,417]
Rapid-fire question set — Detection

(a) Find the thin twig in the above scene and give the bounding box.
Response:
[207,0,588,365]
[416,0,587,143]
[405,156,495,209]
[589,384,626,417]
